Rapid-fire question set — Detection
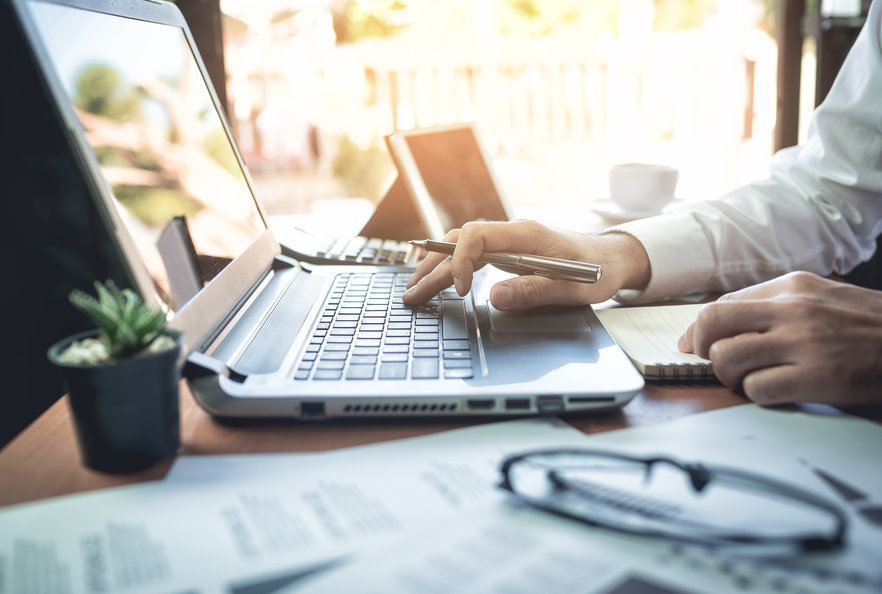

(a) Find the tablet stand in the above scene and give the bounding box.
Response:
[358,176,429,241]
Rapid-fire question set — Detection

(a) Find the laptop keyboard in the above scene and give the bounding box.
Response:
[294,272,474,381]
[315,236,419,266]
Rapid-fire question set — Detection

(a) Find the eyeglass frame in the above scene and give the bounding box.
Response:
[497,447,848,552]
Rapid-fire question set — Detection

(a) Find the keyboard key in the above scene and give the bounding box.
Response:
[350,355,377,365]
[383,344,409,353]
[317,360,345,370]
[346,365,376,380]
[352,347,379,356]
[413,348,439,358]
[357,331,383,340]
[411,358,439,379]
[444,368,473,379]
[443,339,470,351]
[441,300,468,339]
[379,362,407,379]
[313,369,342,380]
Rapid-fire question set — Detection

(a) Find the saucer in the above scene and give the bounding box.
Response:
[590,198,682,224]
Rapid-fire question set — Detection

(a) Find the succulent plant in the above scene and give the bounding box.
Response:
[68,280,168,360]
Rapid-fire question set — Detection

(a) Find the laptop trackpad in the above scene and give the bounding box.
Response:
[486,302,591,333]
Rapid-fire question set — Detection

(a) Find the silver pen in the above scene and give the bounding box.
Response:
[410,239,602,284]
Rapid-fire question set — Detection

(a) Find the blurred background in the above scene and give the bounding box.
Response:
[211,0,816,226]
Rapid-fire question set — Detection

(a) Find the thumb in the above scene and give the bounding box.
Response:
[490,276,568,310]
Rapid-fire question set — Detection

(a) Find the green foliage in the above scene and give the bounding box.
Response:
[204,129,245,178]
[69,281,167,360]
[113,185,202,227]
[74,64,140,122]
[331,135,394,201]
[335,0,412,43]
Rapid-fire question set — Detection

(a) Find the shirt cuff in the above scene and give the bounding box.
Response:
[603,210,716,303]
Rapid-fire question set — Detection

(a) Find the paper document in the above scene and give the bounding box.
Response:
[287,405,882,594]
[0,417,590,594]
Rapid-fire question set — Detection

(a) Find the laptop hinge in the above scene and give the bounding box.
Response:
[273,254,301,271]
[184,351,248,383]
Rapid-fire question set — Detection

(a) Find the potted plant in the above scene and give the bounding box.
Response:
[47,280,183,473]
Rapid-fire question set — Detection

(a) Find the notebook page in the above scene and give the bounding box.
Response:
[595,304,711,373]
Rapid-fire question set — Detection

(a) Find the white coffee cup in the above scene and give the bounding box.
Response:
[608,163,678,213]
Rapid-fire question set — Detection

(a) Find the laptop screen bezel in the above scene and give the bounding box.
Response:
[11,0,280,354]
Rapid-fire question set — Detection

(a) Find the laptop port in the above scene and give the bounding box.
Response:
[300,402,325,418]
[536,395,564,414]
[505,398,531,411]
[466,399,495,410]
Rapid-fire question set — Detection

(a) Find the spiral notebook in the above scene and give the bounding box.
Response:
[595,304,715,380]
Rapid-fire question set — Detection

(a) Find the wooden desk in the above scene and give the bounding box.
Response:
[0,382,747,509]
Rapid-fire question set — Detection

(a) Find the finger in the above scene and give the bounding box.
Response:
[717,271,824,303]
[406,228,461,289]
[678,322,695,353]
[401,258,455,304]
[740,364,835,406]
[490,275,597,310]
[448,222,509,296]
[456,219,556,254]
[691,301,783,359]
[450,220,568,297]
[406,250,451,289]
[706,331,785,388]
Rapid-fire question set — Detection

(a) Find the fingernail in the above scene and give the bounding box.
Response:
[453,276,463,296]
[677,333,688,352]
[493,284,513,308]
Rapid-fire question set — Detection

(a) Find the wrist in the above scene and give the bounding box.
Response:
[602,231,651,291]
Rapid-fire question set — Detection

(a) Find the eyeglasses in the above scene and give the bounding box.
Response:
[498,448,847,553]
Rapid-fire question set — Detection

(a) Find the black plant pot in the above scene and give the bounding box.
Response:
[47,330,183,473]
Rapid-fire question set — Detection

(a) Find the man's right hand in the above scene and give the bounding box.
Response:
[402,220,651,310]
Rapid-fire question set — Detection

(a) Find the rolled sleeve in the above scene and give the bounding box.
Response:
[604,211,716,303]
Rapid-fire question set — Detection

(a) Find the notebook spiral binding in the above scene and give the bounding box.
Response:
[654,362,715,381]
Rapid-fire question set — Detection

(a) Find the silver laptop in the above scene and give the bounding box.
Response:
[12,0,644,419]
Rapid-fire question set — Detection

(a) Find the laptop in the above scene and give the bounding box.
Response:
[11,0,644,419]
[275,122,514,267]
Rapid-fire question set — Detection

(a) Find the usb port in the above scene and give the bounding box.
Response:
[505,398,531,411]
[300,402,325,418]
[466,399,495,410]
[536,395,564,414]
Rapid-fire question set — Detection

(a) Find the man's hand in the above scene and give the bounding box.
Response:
[679,271,882,406]
[402,220,651,309]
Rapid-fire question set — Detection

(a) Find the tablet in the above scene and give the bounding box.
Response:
[386,123,513,239]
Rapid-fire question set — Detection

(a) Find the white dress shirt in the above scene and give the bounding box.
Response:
[611,0,882,303]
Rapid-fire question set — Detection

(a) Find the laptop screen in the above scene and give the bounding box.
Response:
[25,0,265,313]
[400,126,510,237]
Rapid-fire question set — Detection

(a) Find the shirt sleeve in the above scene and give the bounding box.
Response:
[607,2,882,304]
